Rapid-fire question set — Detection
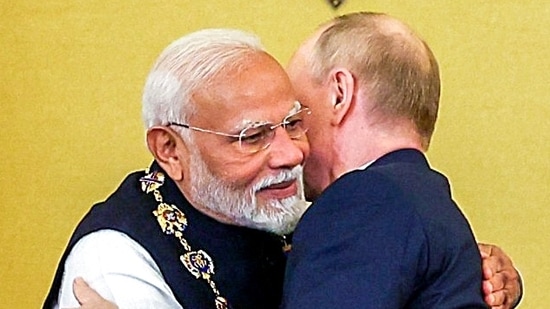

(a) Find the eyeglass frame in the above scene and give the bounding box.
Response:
[167,102,311,154]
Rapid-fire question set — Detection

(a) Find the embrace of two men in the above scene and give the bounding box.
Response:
[44,11,522,309]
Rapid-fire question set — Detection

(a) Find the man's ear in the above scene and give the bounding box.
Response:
[146,127,189,181]
[328,68,355,126]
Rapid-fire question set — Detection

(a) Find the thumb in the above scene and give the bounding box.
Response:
[478,243,492,258]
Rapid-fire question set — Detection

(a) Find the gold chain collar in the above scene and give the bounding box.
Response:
[140,170,230,309]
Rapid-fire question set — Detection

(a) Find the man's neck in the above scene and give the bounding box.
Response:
[332,125,424,180]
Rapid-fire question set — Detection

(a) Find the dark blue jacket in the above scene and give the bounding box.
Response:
[43,162,286,309]
[283,149,487,308]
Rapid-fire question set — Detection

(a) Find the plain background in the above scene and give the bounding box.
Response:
[1,1,548,307]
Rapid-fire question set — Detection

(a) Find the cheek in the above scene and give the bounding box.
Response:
[303,161,317,186]
[195,140,257,184]
[298,138,311,162]
[303,157,324,200]
[303,133,330,198]
[304,122,323,155]
[207,155,266,190]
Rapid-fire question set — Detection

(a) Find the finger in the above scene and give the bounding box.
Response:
[488,272,506,291]
[484,292,495,306]
[482,256,499,279]
[479,244,509,269]
[73,277,89,289]
[489,290,506,307]
[484,292,507,309]
[482,279,494,295]
[478,243,493,258]
[73,277,99,305]
[480,250,490,259]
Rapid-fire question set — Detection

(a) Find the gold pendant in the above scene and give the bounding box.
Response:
[181,250,215,279]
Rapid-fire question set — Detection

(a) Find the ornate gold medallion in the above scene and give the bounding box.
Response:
[153,203,188,235]
[181,250,215,279]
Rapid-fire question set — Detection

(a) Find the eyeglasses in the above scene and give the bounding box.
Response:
[168,103,311,154]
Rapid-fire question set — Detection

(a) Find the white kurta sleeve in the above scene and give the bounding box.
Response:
[55,229,183,309]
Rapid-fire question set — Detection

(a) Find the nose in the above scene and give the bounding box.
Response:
[267,126,309,169]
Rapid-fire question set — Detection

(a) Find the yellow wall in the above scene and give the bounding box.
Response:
[1,1,548,307]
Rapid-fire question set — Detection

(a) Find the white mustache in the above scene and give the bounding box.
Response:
[252,165,303,193]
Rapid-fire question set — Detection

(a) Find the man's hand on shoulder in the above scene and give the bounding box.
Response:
[64,277,118,309]
[479,243,522,309]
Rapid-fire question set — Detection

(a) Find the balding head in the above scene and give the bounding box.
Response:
[303,12,441,149]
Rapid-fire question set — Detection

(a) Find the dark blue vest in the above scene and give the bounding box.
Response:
[43,162,287,309]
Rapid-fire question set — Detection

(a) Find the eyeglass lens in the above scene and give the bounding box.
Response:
[238,108,310,153]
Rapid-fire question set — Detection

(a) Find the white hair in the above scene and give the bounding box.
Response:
[188,145,310,235]
[142,29,265,133]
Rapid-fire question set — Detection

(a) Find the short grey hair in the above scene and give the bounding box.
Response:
[142,29,265,133]
[309,12,440,149]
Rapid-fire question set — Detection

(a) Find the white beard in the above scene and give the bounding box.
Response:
[188,152,309,235]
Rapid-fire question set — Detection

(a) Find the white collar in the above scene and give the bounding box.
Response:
[357,160,376,171]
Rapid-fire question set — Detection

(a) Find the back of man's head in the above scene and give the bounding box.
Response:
[310,12,440,149]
